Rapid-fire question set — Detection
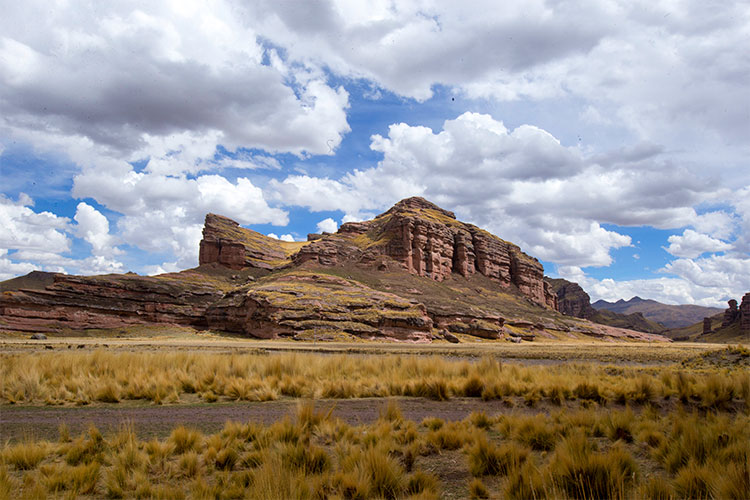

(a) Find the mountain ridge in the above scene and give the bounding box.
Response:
[592,297,722,329]
[1,197,668,343]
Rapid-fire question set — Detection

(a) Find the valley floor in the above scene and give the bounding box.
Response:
[1,336,748,498]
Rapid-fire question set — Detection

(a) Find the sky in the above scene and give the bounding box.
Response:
[1,0,749,307]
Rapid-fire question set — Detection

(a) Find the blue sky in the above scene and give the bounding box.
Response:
[1,1,749,307]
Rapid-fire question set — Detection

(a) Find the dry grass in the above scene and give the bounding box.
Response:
[2,349,748,411]
[1,399,748,499]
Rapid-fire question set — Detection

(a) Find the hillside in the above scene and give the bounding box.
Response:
[0,197,668,343]
[667,294,750,343]
[592,296,722,329]
[546,278,666,334]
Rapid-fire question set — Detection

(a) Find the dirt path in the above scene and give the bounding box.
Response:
[1,397,535,442]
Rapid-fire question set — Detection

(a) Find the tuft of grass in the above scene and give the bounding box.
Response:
[637,475,674,499]
[468,478,490,499]
[462,375,485,397]
[699,373,735,409]
[547,432,638,499]
[42,461,100,495]
[280,442,331,474]
[504,460,545,500]
[405,470,439,497]
[169,426,202,455]
[513,414,557,451]
[574,381,606,403]
[1,441,47,470]
[468,435,529,477]
[604,407,635,443]
[468,411,493,430]
[362,447,405,500]
[672,461,713,499]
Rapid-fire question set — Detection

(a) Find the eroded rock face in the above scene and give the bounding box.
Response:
[291,197,558,310]
[703,317,713,335]
[547,279,595,319]
[722,299,739,327]
[0,274,222,333]
[740,293,750,334]
[206,273,433,342]
[199,213,290,270]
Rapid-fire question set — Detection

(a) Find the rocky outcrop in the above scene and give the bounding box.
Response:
[548,278,667,334]
[206,273,433,342]
[0,273,222,333]
[1,198,677,344]
[547,278,595,319]
[703,317,713,335]
[740,293,750,334]
[722,299,739,327]
[199,213,298,270]
[292,197,557,310]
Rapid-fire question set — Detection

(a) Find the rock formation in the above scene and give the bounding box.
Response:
[291,197,558,309]
[703,317,713,335]
[199,213,299,270]
[546,278,595,319]
[1,197,675,343]
[547,278,667,334]
[1,272,222,333]
[722,299,739,327]
[740,293,750,334]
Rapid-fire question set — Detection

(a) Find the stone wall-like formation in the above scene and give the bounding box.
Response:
[292,197,558,310]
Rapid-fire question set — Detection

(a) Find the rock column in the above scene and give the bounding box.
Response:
[702,317,712,335]
[722,299,739,327]
[740,293,750,334]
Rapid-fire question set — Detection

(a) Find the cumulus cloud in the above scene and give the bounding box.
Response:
[316,218,338,234]
[664,229,732,259]
[0,194,70,254]
[274,112,721,267]
[74,203,121,258]
[241,0,749,176]
[0,2,351,157]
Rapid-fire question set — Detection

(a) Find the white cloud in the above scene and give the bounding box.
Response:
[71,167,288,270]
[0,2,352,158]
[274,112,721,267]
[239,0,749,178]
[0,249,37,281]
[279,234,295,242]
[267,233,279,240]
[74,202,121,257]
[316,218,338,234]
[0,194,71,254]
[664,229,731,259]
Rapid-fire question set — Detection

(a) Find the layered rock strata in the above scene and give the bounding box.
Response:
[206,273,433,342]
[722,299,739,327]
[293,197,557,309]
[740,293,750,334]
[547,279,595,319]
[199,213,299,270]
[0,274,222,333]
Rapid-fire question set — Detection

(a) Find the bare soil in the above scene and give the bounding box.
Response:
[2,397,570,443]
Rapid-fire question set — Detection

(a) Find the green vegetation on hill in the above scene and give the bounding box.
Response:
[591,309,666,334]
[593,297,722,329]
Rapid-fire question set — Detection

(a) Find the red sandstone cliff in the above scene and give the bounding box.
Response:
[291,197,558,310]
[0,273,222,333]
[1,198,678,343]
[198,213,303,270]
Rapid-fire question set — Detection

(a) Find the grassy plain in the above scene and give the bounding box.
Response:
[1,339,748,498]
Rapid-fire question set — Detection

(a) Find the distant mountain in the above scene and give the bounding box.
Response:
[546,279,666,334]
[592,297,722,329]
